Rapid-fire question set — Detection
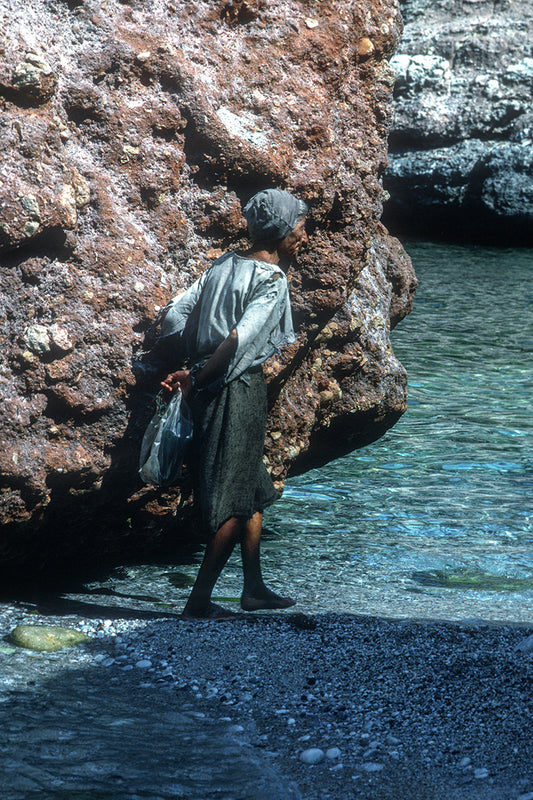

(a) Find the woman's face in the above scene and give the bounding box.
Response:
[279,218,308,260]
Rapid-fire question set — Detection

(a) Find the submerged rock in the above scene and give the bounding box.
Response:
[384,0,533,244]
[10,625,90,651]
[0,0,416,579]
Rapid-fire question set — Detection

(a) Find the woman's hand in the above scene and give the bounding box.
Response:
[161,370,193,398]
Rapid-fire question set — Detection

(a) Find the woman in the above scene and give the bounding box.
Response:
[160,188,308,620]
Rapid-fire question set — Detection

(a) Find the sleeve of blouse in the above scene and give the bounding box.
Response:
[159,273,205,338]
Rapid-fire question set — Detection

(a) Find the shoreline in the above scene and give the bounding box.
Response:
[1,595,532,799]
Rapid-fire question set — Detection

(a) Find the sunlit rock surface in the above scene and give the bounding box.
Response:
[0,0,416,578]
[10,625,90,651]
[384,0,533,243]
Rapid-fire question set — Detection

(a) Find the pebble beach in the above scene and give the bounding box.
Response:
[1,592,532,800]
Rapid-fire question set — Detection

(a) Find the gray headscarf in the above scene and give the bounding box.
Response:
[244,189,308,243]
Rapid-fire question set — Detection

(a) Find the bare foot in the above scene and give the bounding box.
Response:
[241,588,296,612]
[180,602,237,621]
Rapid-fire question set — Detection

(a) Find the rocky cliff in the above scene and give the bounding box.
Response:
[384,0,533,244]
[0,0,416,580]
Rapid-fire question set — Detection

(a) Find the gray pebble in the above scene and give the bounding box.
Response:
[135,660,152,669]
[362,762,384,773]
[474,768,489,779]
[515,634,533,653]
[300,748,325,765]
[326,747,341,760]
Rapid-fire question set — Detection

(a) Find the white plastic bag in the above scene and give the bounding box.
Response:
[139,391,193,486]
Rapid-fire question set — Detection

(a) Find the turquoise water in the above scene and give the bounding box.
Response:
[261,242,533,622]
[82,243,532,623]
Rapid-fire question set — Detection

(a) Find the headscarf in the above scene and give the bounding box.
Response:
[244,189,308,243]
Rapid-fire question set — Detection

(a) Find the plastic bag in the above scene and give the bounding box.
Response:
[139,390,194,486]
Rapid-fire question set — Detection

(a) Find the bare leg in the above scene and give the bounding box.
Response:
[240,511,264,594]
[181,517,242,619]
[240,512,296,611]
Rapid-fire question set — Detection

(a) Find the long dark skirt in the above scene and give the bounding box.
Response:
[190,369,279,535]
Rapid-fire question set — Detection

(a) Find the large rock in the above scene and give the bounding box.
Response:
[384,0,533,244]
[0,0,416,581]
[10,625,89,651]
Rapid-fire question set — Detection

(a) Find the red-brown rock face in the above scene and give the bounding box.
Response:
[0,0,416,577]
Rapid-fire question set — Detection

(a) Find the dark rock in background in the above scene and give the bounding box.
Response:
[0,0,416,580]
[384,0,533,244]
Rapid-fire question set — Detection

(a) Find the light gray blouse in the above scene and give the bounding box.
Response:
[160,252,295,386]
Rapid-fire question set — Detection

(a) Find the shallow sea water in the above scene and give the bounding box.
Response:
[82,242,533,624]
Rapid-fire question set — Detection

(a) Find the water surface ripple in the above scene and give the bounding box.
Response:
[263,242,533,622]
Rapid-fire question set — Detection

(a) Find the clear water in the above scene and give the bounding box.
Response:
[262,241,533,622]
[82,243,533,623]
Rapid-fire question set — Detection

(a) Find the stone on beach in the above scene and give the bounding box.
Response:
[514,634,533,653]
[474,767,490,779]
[9,624,89,651]
[135,659,153,669]
[300,748,325,765]
[362,762,385,772]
